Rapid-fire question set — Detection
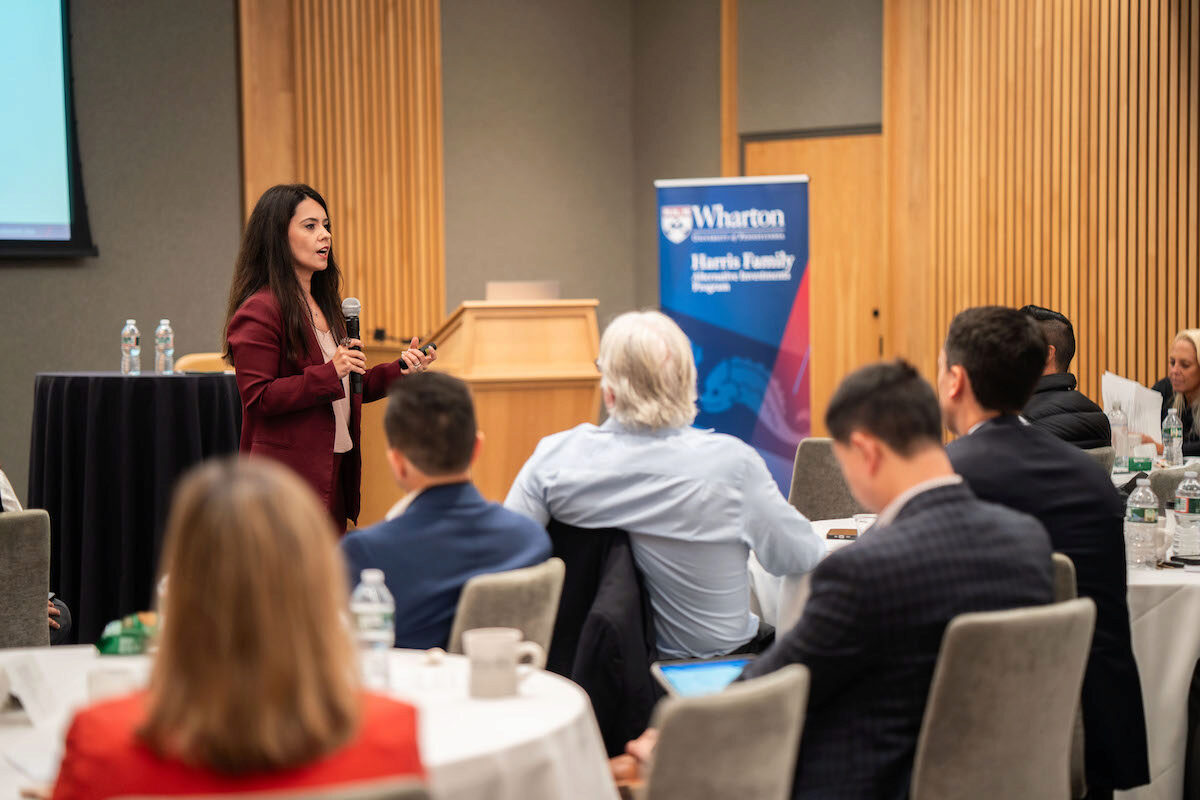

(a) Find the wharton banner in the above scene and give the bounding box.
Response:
[656,175,810,494]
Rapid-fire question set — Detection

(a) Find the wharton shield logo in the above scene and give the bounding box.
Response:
[660,205,693,244]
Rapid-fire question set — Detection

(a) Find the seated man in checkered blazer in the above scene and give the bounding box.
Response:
[624,361,1055,800]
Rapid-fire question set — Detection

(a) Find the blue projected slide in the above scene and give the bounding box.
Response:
[655,659,751,697]
[1,0,72,241]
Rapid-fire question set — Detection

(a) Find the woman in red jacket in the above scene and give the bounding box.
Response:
[223,184,434,532]
[51,458,425,800]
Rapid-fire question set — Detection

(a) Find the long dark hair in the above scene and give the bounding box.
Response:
[223,184,347,364]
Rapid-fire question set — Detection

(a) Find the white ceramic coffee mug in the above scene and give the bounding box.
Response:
[462,627,546,698]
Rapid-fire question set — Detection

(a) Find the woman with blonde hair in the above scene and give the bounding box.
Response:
[1152,329,1200,457]
[51,458,423,799]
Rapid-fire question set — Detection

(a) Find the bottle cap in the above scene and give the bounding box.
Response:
[360,568,384,583]
[159,319,169,325]
[125,319,135,324]
[1186,472,1198,479]
[1137,478,1150,486]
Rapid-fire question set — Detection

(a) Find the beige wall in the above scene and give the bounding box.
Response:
[0,0,242,501]
[739,0,882,135]
[441,0,636,327]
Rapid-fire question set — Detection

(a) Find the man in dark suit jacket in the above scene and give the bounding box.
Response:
[621,361,1054,799]
[940,306,1149,797]
[1020,304,1111,449]
[340,372,551,650]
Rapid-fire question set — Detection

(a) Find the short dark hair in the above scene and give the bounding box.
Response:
[1020,304,1075,372]
[944,306,1048,414]
[383,372,477,475]
[825,360,943,456]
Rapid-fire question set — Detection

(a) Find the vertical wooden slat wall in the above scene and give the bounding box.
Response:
[885,0,1199,401]
[240,0,445,341]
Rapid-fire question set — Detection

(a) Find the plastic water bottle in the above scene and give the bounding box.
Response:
[1164,408,1184,467]
[1110,402,1129,471]
[1175,472,1200,559]
[1125,479,1159,569]
[120,320,140,375]
[154,320,175,374]
[350,569,394,690]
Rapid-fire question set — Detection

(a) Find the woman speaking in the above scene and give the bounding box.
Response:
[224,184,434,532]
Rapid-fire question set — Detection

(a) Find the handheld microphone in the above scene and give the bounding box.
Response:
[341,297,363,394]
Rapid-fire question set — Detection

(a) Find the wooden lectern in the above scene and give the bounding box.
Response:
[357,300,602,525]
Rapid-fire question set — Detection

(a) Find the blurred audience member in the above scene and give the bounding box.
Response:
[621,360,1053,798]
[1019,304,1111,449]
[341,372,551,649]
[506,311,823,659]
[51,458,424,800]
[1151,328,1200,457]
[940,306,1148,797]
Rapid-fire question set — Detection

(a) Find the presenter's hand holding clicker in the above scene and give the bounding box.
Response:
[400,336,437,373]
[333,338,367,379]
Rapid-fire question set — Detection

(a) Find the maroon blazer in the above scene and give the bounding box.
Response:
[227,289,405,523]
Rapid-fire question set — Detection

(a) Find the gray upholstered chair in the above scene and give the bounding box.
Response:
[1050,553,1088,799]
[448,557,565,654]
[1150,466,1191,511]
[0,509,51,648]
[787,437,866,520]
[642,664,808,800]
[909,598,1096,800]
[114,778,429,799]
[1083,445,1116,475]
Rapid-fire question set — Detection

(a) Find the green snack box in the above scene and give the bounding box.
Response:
[1128,457,1153,472]
[97,612,159,656]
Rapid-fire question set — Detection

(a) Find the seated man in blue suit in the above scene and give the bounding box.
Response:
[341,372,552,649]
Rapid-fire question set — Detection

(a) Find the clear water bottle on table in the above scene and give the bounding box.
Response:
[1175,472,1200,560]
[1124,479,1159,570]
[120,320,140,375]
[154,319,175,374]
[1109,402,1128,471]
[350,568,395,690]
[1164,408,1184,467]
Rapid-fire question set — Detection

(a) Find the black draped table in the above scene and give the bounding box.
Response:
[27,372,241,644]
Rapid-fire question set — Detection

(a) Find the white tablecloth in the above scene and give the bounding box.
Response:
[0,648,617,800]
[749,518,854,633]
[1118,568,1200,800]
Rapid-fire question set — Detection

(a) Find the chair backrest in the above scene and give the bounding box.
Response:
[113,778,429,800]
[1051,553,1078,602]
[645,664,809,800]
[1150,466,1191,511]
[910,598,1096,800]
[174,352,231,372]
[787,437,866,521]
[1049,553,1088,798]
[0,510,51,648]
[1083,445,1116,475]
[447,557,565,654]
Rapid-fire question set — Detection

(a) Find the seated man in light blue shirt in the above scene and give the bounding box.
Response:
[505,310,824,659]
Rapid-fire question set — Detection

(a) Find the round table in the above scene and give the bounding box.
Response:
[27,372,241,644]
[0,649,618,800]
[1118,568,1200,800]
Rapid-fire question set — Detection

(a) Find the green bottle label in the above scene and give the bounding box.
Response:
[1128,507,1158,524]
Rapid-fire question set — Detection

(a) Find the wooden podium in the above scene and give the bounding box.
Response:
[357,300,602,525]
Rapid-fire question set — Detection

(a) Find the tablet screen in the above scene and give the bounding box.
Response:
[657,658,751,696]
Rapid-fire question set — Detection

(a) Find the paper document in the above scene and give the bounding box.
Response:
[1101,371,1164,443]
